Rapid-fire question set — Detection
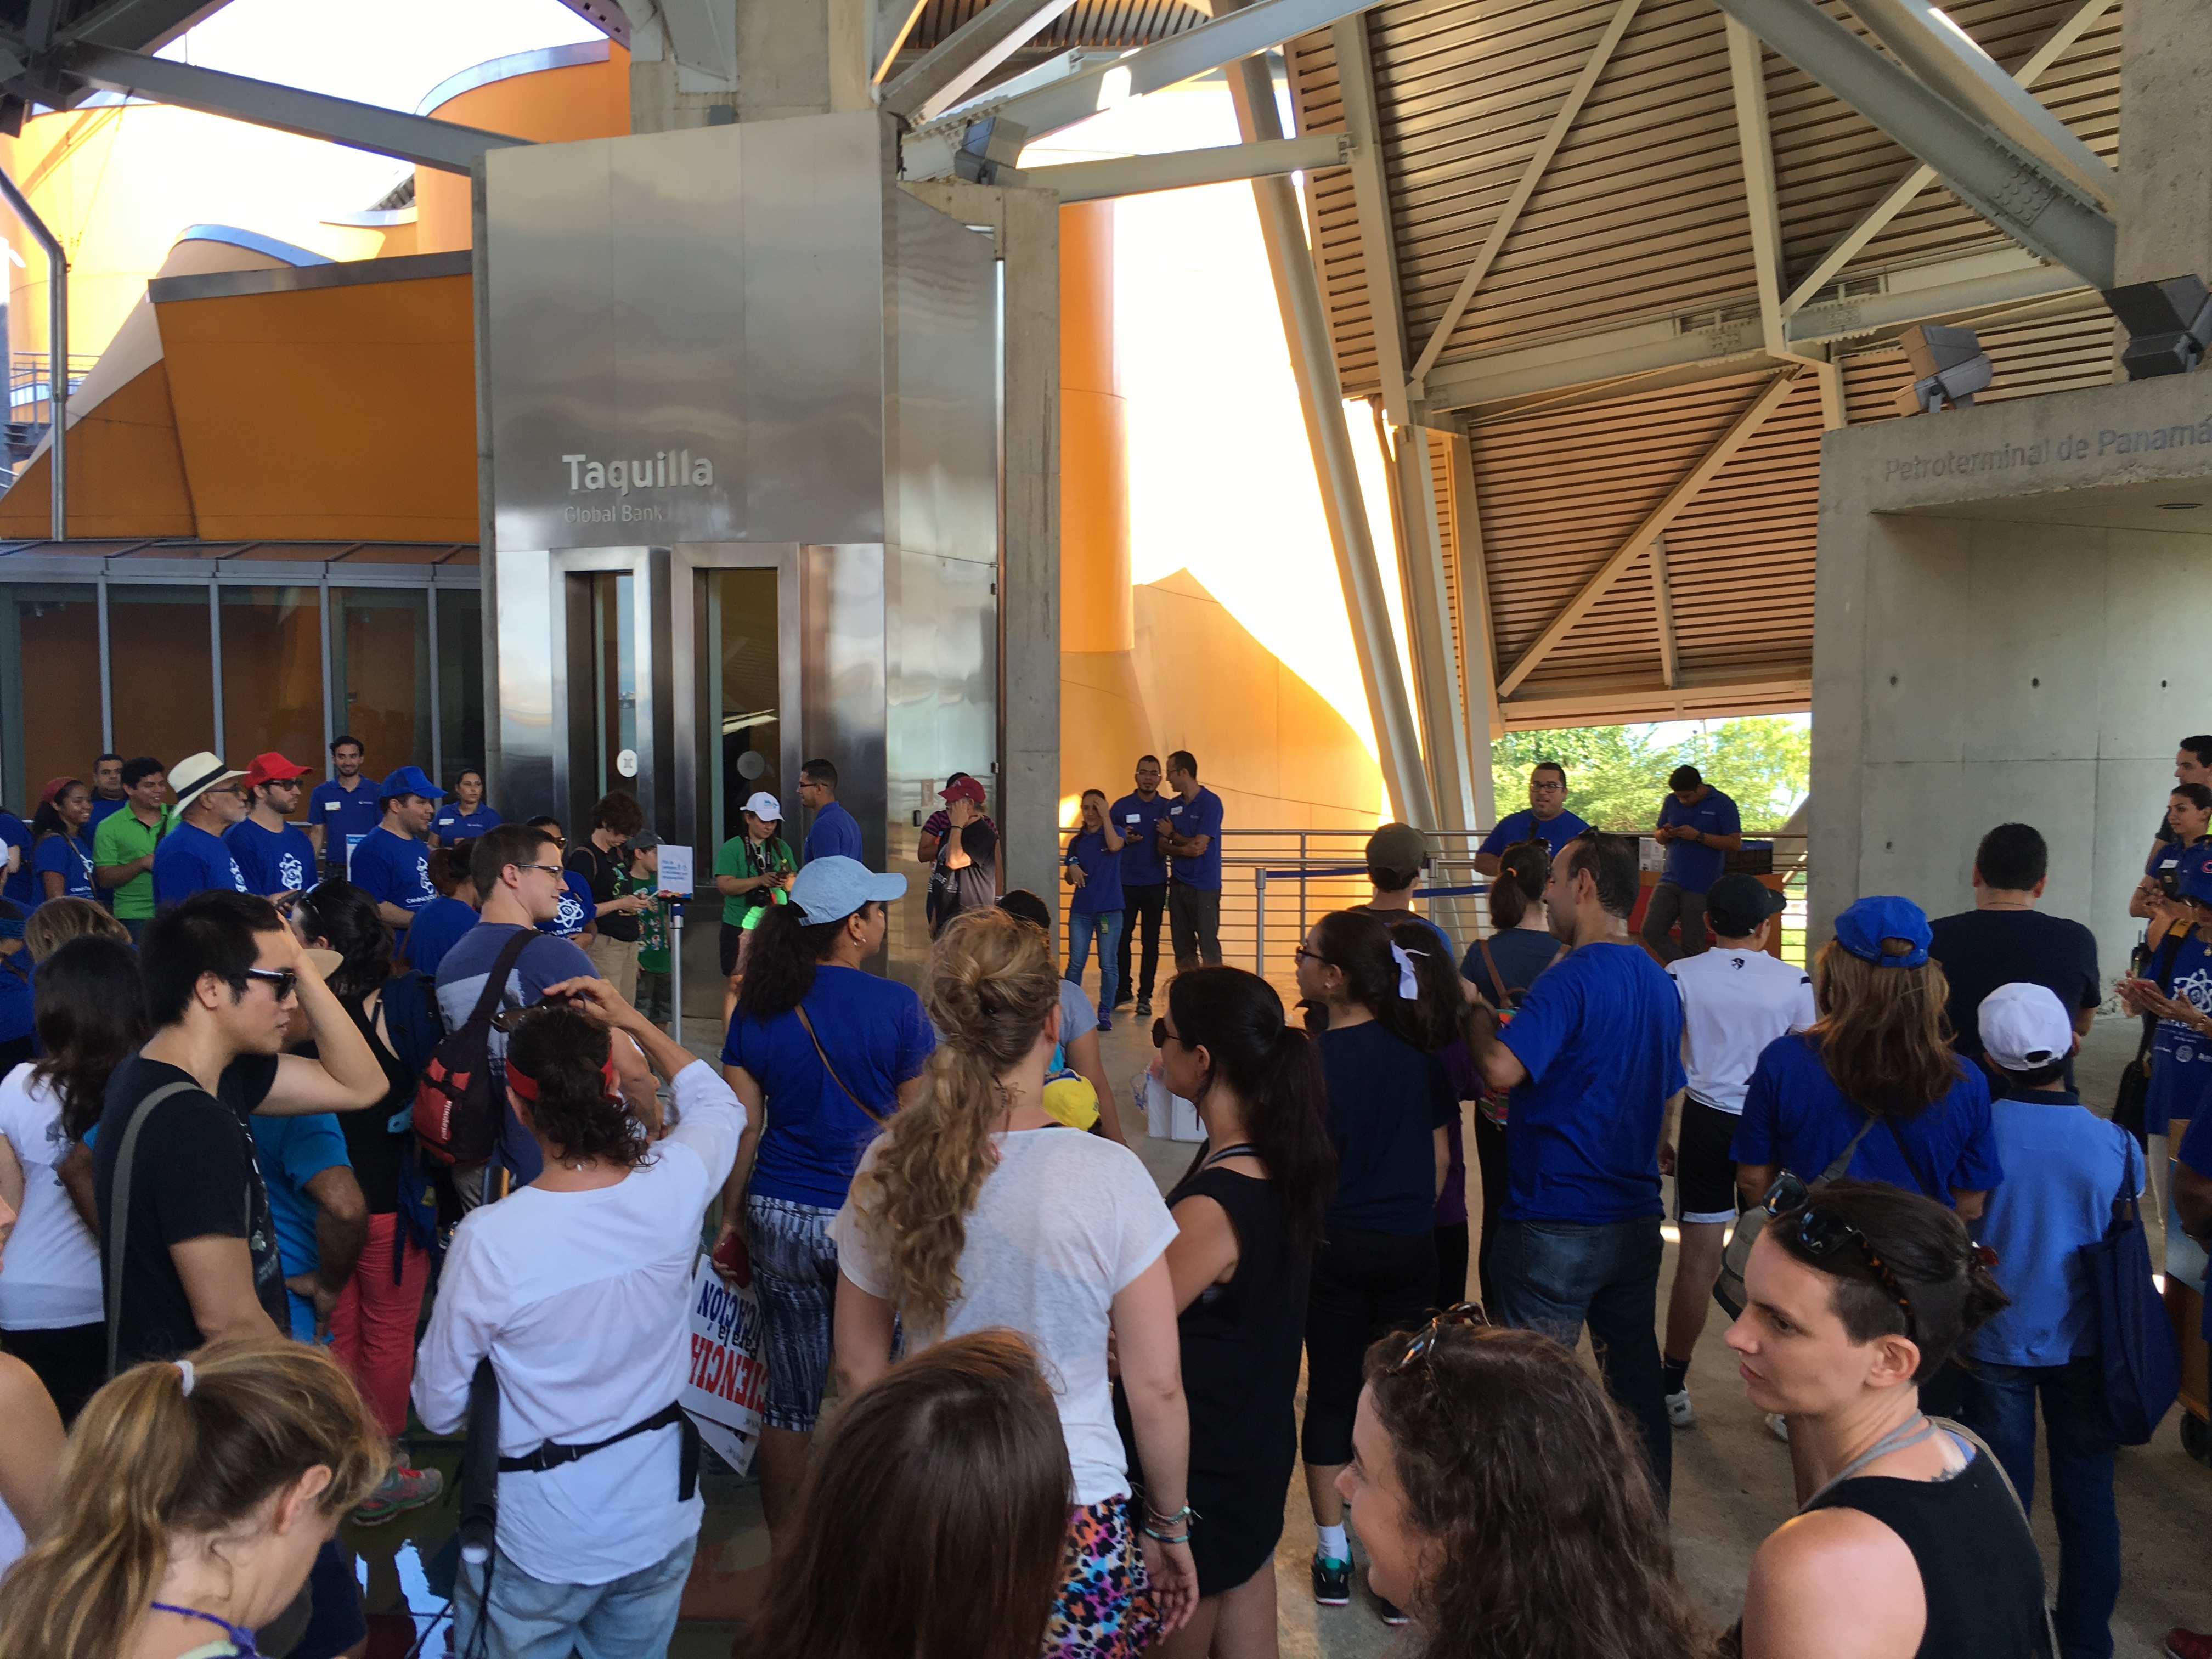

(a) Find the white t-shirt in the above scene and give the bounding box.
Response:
[0,1063,103,1328]
[834,1126,1178,1506]
[411,1062,745,1587]
[1668,949,1818,1115]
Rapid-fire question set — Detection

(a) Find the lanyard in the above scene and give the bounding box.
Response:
[1203,1142,1257,1169]
[1798,1414,1939,1513]
[150,1601,259,1655]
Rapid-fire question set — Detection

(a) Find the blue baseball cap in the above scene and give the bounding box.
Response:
[788,856,907,924]
[1832,895,1932,967]
[379,765,446,803]
[2178,856,2212,905]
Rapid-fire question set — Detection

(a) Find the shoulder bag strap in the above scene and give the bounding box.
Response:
[105,1079,201,1379]
[1816,1110,1882,1183]
[793,1005,891,1130]
[1928,1417,2062,1659]
[469,928,540,1029]
[1881,1117,1945,1202]
[1475,936,1507,1006]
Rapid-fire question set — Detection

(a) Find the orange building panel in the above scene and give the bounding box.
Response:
[0,360,196,538]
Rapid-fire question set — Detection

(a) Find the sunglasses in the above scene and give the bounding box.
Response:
[243,967,298,1002]
[1761,1175,1915,1333]
[1151,1018,1180,1049]
[1292,945,1327,967]
[1387,1303,1490,1376]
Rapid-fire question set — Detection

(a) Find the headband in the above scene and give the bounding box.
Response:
[1390,941,1426,1000]
[505,1052,620,1103]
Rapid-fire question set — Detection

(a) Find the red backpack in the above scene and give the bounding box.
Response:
[413,928,538,1167]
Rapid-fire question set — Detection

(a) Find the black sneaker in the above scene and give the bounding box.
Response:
[1311,1553,1351,1606]
[1377,1596,1409,1627]
[1135,997,1152,1018]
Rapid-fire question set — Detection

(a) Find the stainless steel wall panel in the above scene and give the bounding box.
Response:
[803,541,890,868]
[886,191,1001,566]
[494,546,558,820]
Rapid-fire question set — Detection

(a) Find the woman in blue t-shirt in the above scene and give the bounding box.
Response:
[713,856,933,1549]
[29,780,95,907]
[1735,895,2001,1223]
[1062,789,1126,1030]
[1291,907,1454,1620]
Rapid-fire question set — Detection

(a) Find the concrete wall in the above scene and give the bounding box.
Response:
[1812,371,2212,984]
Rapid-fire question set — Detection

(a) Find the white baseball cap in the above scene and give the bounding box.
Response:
[1978,981,2075,1073]
[742,791,782,822]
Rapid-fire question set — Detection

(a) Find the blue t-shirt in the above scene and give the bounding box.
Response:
[246,1113,351,1342]
[1110,792,1176,886]
[723,964,935,1207]
[348,827,437,920]
[309,778,382,872]
[88,796,128,831]
[1317,1020,1455,1235]
[1479,808,1589,861]
[152,822,249,907]
[225,819,317,899]
[538,871,596,938]
[435,923,599,1188]
[1165,787,1226,891]
[804,799,864,865]
[1497,941,1685,1223]
[1460,926,1560,1007]
[33,832,95,902]
[2147,927,2212,1136]
[431,803,503,842]
[0,812,32,910]
[1968,1092,2141,1368]
[402,895,479,977]
[1733,1034,2002,1204]
[0,951,31,1043]
[1064,827,1125,914]
[1656,788,1740,892]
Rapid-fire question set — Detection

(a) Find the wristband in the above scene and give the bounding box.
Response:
[1142,1526,1191,1544]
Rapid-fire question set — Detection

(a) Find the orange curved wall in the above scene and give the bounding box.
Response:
[416,48,633,253]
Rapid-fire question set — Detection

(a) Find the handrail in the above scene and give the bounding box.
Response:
[0,167,67,539]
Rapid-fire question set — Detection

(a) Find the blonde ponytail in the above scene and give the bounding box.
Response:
[849,909,1059,1335]
[0,1339,386,1659]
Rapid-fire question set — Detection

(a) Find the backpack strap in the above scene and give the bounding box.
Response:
[105,1079,201,1379]
[470,928,542,1030]
[1816,1110,1882,1183]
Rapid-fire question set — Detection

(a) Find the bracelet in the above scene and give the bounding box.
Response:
[1141,1525,1192,1544]
[1144,1502,1197,1528]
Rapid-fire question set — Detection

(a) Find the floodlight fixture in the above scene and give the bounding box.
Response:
[2100,275,2212,380]
[1892,323,1993,416]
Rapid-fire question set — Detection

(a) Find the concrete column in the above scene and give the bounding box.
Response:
[628,0,871,132]
[2114,0,2212,284]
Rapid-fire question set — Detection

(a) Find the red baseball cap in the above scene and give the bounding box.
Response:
[940,776,986,807]
[242,752,313,789]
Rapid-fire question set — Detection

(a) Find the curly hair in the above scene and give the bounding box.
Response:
[848,910,1058,1335]
[1808,939,1965,1118]
[1363,1325,1715,1659]
[505,1005,651,1170]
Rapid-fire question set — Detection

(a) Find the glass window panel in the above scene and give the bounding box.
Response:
[709,568,780,853]
[220,586,322,778]
[590,573,636,801]
[330,589,431,778]
[109,584,216,772]
[437,588,485,792]
[0,583,102,812]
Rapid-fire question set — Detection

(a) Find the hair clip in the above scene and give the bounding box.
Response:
[1389,941,1421,1000]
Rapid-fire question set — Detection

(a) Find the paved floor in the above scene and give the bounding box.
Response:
[352,1007,2212,1658]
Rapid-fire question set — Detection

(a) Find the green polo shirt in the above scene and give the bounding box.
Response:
[93,804,176,919]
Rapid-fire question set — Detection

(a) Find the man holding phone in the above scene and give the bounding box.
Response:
[226,753,318,910]
[1110,755,1175,1019]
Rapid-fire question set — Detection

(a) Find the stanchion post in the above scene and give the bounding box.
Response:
[670,901,685,1045]
[1254,867,1267,974]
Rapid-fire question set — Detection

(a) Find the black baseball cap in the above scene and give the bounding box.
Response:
[1706,874,1786,937]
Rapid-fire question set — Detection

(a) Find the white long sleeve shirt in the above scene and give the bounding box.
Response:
[413,1062,745,1585]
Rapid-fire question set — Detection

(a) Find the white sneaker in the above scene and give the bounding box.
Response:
[1767,1413,1790,1443]
[1664,1389,1695,1429]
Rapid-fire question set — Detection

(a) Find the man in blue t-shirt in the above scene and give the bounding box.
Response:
[226,752,318,905]
[1466,828,1683,1502]
[88,753,129,832]
[1475,761,1590,877]
[151,753,252,908]
[307,734,380,879]
[797,758,865,864]
[1158,749,1226,974]
[1640,764,1741,964]
[1110,754,1176,1019]
[348,767,444,935]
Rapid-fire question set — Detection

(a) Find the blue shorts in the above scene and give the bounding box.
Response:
[744,1194,841,1432]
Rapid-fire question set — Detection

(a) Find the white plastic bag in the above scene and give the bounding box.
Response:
[1134,1065,1205,1142]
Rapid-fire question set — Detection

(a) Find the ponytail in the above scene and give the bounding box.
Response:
[1381,916,1464,1054]
[0,1340,385,1659]
[738,900,874,1021]
[1489,841,1550,930]
[850,910,1057,1335]
[506,1005,648,1169]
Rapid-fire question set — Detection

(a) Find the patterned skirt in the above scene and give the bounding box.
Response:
[1043,1496,1161,1659]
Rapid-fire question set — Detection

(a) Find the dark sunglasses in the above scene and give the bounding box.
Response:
[1151,1018,1179,1049]
[1387,1302,1489,1376]
[242,967,297,1002]
[1762,1175,1915,1333]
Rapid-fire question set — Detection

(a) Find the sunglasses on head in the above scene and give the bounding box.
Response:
[1387,1303,1489,1376]
[1761,1175,1917,1333]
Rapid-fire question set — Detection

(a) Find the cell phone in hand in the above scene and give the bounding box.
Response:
[712,1229,753,1288]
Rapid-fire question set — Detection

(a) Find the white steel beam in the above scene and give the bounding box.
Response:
[1000,134,1347,201]
[60,44,526,172]
[1501,670,1811,725]
[1497,369,1801,698]
[1650,534,1679,689]
[1785,258,2083,344]
[880,0,1081,122]
[1779,0,2114,316]
[1726,18,1787,354]
[1333,14,1415,425]
[902,0,1386,176]
[1383,413,1479,835]
[1711,0,2113,289]
[1405,0,1640,396]
[1441,433,1501,821]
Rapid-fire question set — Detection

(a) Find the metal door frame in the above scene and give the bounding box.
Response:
[669,543,802,859]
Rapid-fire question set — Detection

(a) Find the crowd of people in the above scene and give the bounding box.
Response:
[0,730,2202,1659]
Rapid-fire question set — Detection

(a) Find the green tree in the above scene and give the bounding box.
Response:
[1489,716,1808,832]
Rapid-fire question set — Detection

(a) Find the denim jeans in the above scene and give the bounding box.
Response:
[1958,1355,2118,1659]
[1489,1216,1670,1503]
[1066,909,1124,1012]
[455,1534,696,1659]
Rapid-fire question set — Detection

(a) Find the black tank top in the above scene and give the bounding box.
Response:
[1801,1435,2047,1659]
[1169,1167,1311,1477]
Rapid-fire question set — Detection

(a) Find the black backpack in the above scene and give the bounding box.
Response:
[412,929,536,1167]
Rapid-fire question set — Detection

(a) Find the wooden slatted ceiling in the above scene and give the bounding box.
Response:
[1466,369,1821,696]
[1839,300,2117,422]
[899,0,1205,49]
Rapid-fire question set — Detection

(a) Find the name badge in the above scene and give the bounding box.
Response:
[1126,815,1139,825]
[1171,806,1182,816]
